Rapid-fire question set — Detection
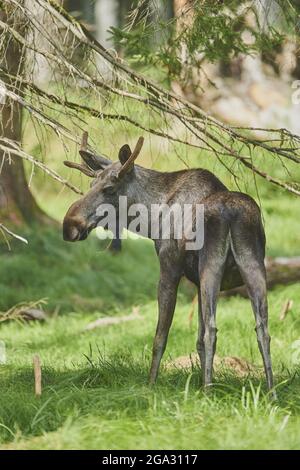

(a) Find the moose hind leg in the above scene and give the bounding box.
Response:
[196,289,205,375]
[231,222,275,396]
[198,219,229,388]
[239,265,274,394]
[254,290,275,395]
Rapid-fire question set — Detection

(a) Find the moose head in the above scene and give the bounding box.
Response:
[63,132,144,242]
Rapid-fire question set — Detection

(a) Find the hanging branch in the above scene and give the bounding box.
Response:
[1,0,299,197]
[43,0,300,161]
[0,138,83,195]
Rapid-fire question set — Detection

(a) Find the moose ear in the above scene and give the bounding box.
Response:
[80,150,112,171]
[118,144,132,165]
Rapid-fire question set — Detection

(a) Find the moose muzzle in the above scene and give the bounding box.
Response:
[63,200,89,242]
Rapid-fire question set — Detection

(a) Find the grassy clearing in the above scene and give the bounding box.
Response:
[1,102,300,449]
[0,231,300,449]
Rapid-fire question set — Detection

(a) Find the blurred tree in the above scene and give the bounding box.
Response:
[0,2,50,226]
[94,0,119,80]
[26,0,66,86]
[290,0,300,78]
[95,0,119,49]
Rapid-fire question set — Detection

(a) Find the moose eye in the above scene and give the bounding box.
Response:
[103,185,116,195]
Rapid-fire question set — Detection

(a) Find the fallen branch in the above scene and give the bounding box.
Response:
[83,307,141,332]
[221,257,300,298]
[0,299,47,323]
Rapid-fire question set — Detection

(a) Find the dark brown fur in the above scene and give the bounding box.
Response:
[63,144,275,396]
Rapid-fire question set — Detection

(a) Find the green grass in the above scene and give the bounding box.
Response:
[1,97,300,449]
[0,230,159,314]
[0,231,300,449]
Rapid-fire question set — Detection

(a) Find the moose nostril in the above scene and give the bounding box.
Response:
[63,209,89,242]
[63,217,83,242]
[68,226,80,242]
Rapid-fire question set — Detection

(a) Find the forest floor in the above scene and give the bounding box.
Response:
[1,116,300,449]
[0,222,300,449]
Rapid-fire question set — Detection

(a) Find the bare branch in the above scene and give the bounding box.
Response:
[1,0,299,199]
[0,222,28,247]
[0,138,83,194]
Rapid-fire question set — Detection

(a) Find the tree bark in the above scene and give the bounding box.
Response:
[0,2,50,226]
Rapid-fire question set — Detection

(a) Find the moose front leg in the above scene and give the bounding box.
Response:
[149,257,181,385]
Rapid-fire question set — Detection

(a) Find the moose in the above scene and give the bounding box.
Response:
[63,133,275,396]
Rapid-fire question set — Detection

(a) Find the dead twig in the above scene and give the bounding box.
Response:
[279,299,294,321]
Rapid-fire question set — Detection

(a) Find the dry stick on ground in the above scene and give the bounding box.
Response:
[33,355,42,396]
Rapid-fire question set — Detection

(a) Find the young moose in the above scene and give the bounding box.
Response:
[63,134,275,395]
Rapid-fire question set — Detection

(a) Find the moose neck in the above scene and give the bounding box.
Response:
[126,166,171,208]
[119,166,177,241]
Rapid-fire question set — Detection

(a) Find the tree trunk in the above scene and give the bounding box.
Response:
[94,0,119,82]
[25,0,65,87]
[0,3,50,226]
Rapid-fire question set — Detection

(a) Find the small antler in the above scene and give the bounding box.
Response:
[79,131,112,170]
[81,131,88,152]
[78,131,93,167]
[118,136,144,179]
[64,132,96,177]
[63,160,96,178]
[64,132,104,177]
